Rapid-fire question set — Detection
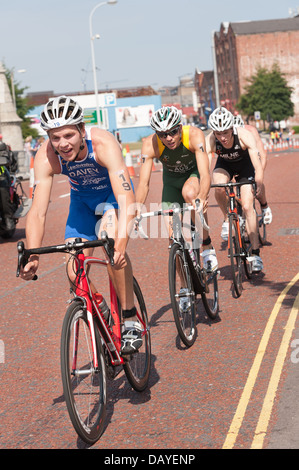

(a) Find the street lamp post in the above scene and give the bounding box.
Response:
[89,0,117,128]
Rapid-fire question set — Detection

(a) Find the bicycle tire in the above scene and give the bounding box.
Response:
[201,267,219,319]
[122,277,151,392]
[258,216,267,245]
[240,213,253,280]
[229,216,243,297]
[168,243,197,347]
[60,300,107,445]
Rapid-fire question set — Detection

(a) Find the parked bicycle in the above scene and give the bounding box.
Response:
[135,200,219,348]
[16,231,151,445]
[211,180,257,297]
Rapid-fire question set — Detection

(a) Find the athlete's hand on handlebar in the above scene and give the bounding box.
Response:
[112,249,128,270]
[193,198,204,213]
[193,198,210,232]
[19,257,39,281]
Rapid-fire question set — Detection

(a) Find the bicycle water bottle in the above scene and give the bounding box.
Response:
[94,293,110,321]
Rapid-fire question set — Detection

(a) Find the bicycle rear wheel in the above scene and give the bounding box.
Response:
[122,277,151,392]
[229,216,243,297]
[61,300,107,445]
[168,243,197,347]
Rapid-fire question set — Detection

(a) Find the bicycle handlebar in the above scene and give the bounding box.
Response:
[211,179,256,190]
[135,199,209,237]
[16,231,115,279]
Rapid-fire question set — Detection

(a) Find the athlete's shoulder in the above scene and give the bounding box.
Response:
[188,125,204,139]
[35,140,60,175]
[244,124,260,139]
[141,133,160,157]
[237,126,257,148]
[90,127,115,145]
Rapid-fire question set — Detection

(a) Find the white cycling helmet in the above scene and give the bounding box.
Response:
[233,114,244,127]
[208,106,234,131]
[40,96,84,131]
[150,106,182,132]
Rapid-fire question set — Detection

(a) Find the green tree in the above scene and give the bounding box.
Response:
[5,67,39,140]
[236,64,294,126]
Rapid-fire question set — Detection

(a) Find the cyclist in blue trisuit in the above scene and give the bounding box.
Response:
[206,107,264,272]
[19,96,142,355]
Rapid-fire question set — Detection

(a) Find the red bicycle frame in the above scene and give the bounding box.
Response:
[227,187,243,251]
[72,251,146,370]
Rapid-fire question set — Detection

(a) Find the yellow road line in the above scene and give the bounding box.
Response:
[251,292,299,448]
[222,272,299,449]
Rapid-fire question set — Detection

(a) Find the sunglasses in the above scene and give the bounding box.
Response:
[156,127,180,139]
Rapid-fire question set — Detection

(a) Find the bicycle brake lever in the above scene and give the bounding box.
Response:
[16,241,24,277]
[101,231,115,266]
[194,199,210,232]
[16,241,38,280]
[134,216,149,239]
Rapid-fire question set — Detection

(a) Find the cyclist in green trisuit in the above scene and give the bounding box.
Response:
[136,106,218,271]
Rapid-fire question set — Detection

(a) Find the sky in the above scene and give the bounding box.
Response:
[1,0,299,95]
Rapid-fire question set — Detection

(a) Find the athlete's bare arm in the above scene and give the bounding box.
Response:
[245,124,267,169]
[91,128,136,256]
[135,134,159,213]
[189,127,211,207]
[205,132,216,163]
[237,127,264,193]
[20,141,61,280]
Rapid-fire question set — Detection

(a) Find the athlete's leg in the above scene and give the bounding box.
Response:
[212,168,230,220]
[99,208,135,311]
[240,183,259,250]
[182,176,217,270]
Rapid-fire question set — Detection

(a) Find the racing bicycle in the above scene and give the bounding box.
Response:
[135,201,219,347]
[16,232,151,445]
[211,180,256,297]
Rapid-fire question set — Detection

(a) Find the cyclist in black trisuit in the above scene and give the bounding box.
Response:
[206,107,264,272]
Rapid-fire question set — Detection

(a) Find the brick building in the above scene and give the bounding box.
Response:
[213,17,299,124]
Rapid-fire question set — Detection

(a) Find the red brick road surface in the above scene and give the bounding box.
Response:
[0,149,298,449]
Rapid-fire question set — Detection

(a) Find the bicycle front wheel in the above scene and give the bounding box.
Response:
[258,216,267,245]
[123,277,151,392]
[61,300,107,445]
[168,243,197,347]
[229,217,243,297]
[201,267,219,319]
